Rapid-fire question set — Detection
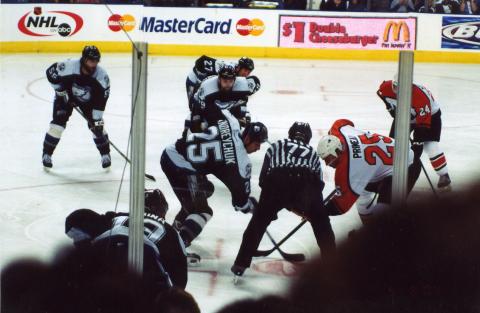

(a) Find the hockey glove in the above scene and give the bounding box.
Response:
[411,141,424,161]
[235,197,257,214]
[55,89,70,105]
[89,119,104,135]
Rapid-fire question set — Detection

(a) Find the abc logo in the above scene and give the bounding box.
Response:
[108,14,136,32]
[58,23,72,37]
[236,18,265,36]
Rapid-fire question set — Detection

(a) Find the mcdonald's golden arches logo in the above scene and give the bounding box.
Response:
[383,21,410,42]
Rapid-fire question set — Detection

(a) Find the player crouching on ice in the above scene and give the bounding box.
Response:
[160,110,268,262]
[42,45,111,169]
[65,189,187,289]
[231,122,336,279]
[317,119,421,223]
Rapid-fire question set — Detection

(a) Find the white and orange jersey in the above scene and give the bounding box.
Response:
[328,119,414,214]
[377,80,440,128]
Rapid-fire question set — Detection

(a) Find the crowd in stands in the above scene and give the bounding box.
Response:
[4,0,480,14]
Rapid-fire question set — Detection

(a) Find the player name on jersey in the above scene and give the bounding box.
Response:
[218,119,236,165]
[349,136,362,159]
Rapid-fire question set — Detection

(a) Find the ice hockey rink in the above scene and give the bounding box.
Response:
[1,54,480,313]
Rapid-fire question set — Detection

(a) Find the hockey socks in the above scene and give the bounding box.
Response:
[43,124,65,155]
[93,133,110,155]
[179,212,212,246]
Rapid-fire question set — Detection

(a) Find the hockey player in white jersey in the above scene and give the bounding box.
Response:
[189,65,260,133]
[317,119,421,222]
[186,55,255,107]
[42,45,111,169]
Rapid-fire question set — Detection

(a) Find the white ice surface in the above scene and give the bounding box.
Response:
[1,54,479,313]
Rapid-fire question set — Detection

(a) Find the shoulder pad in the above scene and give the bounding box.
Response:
[93,66,110,90]
[232,77,250,92]
[199,76,219,95]
[57,59,79,76]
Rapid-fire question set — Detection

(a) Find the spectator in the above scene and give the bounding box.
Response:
[289,182,480,313]
[460,0,479,13]
[347,0,368,11]
[416,0,436,12]
[2,246,161,313]
[154,288,201,313]
[435,0,462,13]
[370,0,390,11]
[216,296,297,313]
[320,0,347,11]
[284,0,307,9]
[390,0,415,11]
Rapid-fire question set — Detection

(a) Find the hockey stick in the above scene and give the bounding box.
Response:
[254,189,337,258]
[419,158,438,198]
[73,106,156,181]
[264,229,306,262]
[409,139,438,198]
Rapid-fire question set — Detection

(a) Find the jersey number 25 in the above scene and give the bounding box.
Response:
[359,134,394,166]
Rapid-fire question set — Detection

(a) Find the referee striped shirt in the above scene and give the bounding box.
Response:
[259,138,323,186]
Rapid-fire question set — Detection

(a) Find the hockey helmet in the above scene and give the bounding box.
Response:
[237,57,254,71]
[288,121,312,144]
[65,208,112,242]
[218,65,236,80]
[145,189,168,218]
[243,122,268,144]
[317,135,343,159]
[81,45,101,63]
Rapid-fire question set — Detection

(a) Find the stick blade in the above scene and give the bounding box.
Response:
[281,252,305,263]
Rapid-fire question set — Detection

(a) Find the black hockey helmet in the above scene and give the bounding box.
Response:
[65,209,113,242]
[218,65,236,80]
[288,121,312,144]
[237,57,254,71]
[145,189,168,218]
[243,122,268,144]
[81,45,101,62]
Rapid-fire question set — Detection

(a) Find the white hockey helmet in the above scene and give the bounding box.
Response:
[317,135,343,160]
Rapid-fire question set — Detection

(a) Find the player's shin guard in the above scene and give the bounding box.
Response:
[424,141,448,176]
[93,132,110,155]
[179,211,212,246]
[43,123,65,155]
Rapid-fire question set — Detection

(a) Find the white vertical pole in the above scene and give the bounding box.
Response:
[392,51,414,207]
[128,42,148,274]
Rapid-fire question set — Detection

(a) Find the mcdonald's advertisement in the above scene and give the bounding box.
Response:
[279,16,416,50]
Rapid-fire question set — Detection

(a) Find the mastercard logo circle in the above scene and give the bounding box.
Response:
[236,18,265,36]
[108,14,136,32]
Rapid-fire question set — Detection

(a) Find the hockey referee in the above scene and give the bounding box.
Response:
[231,122,336,277]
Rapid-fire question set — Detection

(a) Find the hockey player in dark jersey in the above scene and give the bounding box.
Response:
[186,55,255,106]
[189,65,260,133]
[42,45,111,169]
[161,109,268,249]
[231,122,335,278]
[65,189,187,289]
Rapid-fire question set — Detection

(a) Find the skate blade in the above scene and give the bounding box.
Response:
[43,166,51,172]
[233,275,241,285]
